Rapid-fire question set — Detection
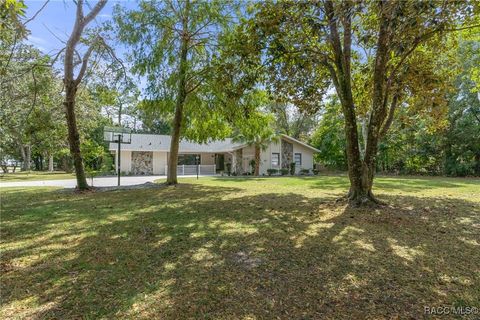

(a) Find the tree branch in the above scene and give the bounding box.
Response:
[324,0,344,74]
[76,0,85,21]
[24,0,50,25]
[83,0,108,25]
[379,94,399,138]
[98,36,128,83]
[75,42,96,84]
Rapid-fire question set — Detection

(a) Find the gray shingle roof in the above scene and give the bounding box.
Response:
[109,134,245,153]
[109,133,320,153]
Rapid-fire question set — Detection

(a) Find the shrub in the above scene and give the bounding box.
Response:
[280,168,289,175]
[448,162,473,177]
[312,169,320,175]
[289,162,295,175]
[299,168,310,175]
[267,168,278,176]
[86,167,100,185]
[249,159,256,174]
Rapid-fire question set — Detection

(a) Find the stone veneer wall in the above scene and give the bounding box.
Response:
[131,151,153,175]
[281,139,293,168]
[234,149,243,174]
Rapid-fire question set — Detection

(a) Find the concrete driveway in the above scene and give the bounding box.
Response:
[0,175,209,188]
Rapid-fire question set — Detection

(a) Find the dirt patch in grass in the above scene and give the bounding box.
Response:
[1,177,479,319]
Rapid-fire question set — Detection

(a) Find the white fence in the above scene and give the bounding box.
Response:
[165,165,216,175]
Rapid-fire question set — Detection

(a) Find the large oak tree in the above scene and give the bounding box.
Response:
[231,0,479,205]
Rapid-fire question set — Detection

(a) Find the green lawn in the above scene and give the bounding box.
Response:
[0,171,76,182]
[1,176,479,319]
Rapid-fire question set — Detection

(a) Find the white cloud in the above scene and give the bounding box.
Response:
[26,35,47,52]
[27,35,47,45]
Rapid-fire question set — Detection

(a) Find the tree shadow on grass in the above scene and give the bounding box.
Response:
[304,175,480,192]
[373,176,480,191]
[214,175,480,192]
[1,184,479,319]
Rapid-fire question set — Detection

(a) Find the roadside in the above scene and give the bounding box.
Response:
[0,175,213,188]
[0,171,76,182]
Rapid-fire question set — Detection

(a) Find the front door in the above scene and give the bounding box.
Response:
[215,154,225,172]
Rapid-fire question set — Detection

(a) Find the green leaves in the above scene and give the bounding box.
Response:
[0,0,27,43]
[232,109,277,150]
[114,0,240,142]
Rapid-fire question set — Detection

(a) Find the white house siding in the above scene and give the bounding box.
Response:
[258,140,314,175]
[257,140,281,175]
[200,153,215,165]
[241,146,255,173]
[292,144,314,172]
[153,151,167,174]
[112,134,317,176]
[118,150,132,174]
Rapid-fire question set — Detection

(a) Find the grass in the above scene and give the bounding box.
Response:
[1,176,479,319]
[0,171,76,182]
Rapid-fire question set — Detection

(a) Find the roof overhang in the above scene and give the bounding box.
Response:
[108,133,320,153]
[280,134,321,153]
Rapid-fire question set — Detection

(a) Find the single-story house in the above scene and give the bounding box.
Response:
[109,133,320,175]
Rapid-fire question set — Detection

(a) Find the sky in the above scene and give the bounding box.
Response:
[23,1,144,126]
[24,0,137,58]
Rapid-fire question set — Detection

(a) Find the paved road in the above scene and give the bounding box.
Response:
[0,175,209,188]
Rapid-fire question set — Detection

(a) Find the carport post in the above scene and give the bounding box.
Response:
[196,155,200,180]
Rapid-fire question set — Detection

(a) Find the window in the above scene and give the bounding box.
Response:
[294,153,302,166]
[271,153,280,167]
[178,154,200,165]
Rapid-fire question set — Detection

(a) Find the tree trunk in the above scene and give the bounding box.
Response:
[26,146,31,171]
[62,156,72,173]
[48,153,54,172]
[167,102,184,185]
[19,145,26,171]
[324,0,396,206]
[475,153,480,176]
[20,145,31,171]
[324,1,373,206]
[34,156,40,171]
[352,3,391,206]
[61,0,107,189]
[346,159,380,205]
[64,82,89,190]
[343,112,378,205]
[38,154,44,171]
[254,145,260,176]
[166,0,190,185]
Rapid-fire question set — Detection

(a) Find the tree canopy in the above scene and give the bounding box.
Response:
[1,0,478,202]
[218,0,479,205]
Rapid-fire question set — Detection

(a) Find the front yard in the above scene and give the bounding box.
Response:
[1,176,479,319]
[0,171,76,182]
